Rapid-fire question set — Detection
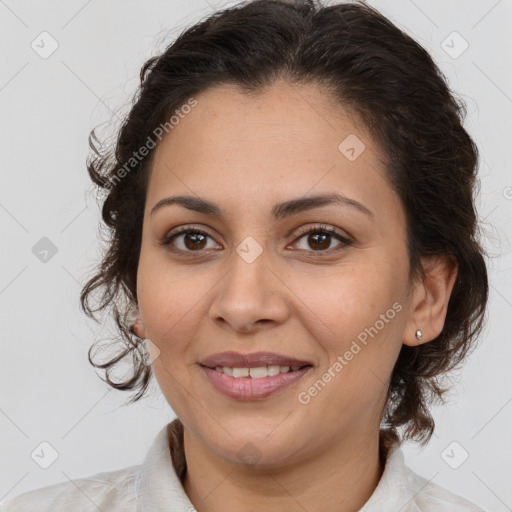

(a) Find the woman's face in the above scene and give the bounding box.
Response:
[134,80,420,466]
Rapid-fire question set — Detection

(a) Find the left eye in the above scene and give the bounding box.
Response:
[291,225,352,253]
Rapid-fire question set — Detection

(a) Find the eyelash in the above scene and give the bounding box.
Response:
[161,224,353,257]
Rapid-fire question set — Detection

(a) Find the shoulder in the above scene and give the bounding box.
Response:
[0,464,141,512]
[368,437,487,512]
[403,465,486,511]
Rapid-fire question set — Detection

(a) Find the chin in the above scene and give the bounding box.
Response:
[199,418,305,467]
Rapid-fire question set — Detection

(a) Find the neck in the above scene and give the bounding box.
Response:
[180,423,386,512]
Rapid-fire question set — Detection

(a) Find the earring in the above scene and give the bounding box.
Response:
[415,329,423,341]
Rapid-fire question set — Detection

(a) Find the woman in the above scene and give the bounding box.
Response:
[2,0,489,510]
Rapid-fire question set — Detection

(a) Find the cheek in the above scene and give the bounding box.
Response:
[136,251,221,368]
[292,263,405,385]
[291,262,401,337]
[295,274,404,425]
[138,284,195,349]
[136,252,192,347]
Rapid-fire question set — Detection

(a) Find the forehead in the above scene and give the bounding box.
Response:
[146,80,400,224]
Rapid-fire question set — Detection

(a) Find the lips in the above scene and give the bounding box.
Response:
[201,365,313,400]
[199,351,313,369]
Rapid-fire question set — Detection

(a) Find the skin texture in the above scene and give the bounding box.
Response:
[133,80,457,512]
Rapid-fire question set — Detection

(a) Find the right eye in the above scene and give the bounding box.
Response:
[161,226,221,255]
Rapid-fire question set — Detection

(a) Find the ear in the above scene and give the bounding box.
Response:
[132,318,147,339]
[403,255,458,347]
[129,306,147,339]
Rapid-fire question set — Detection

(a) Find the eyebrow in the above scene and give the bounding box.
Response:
[150,193,374,220]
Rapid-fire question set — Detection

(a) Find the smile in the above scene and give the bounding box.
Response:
[213,364,307,378]
[200,364,313,400]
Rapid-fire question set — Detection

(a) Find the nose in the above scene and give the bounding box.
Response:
[208,246,290,333]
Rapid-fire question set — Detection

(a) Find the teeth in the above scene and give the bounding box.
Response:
[249,366,268,379]
[233,367,249,378]
[268,365,281,376]
[214,365,304,378]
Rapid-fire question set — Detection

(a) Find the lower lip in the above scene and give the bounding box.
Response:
[200,365,313,400]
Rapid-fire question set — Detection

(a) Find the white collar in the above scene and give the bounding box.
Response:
[135,420,191,511]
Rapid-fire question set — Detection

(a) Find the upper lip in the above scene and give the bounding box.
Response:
[199,351,313,369]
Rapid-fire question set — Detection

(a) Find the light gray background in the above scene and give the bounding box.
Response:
[1,0,511,510]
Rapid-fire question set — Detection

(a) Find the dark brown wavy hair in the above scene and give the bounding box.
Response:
[80,0,489,445]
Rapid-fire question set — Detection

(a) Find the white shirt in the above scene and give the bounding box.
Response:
[1,418,485,511]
